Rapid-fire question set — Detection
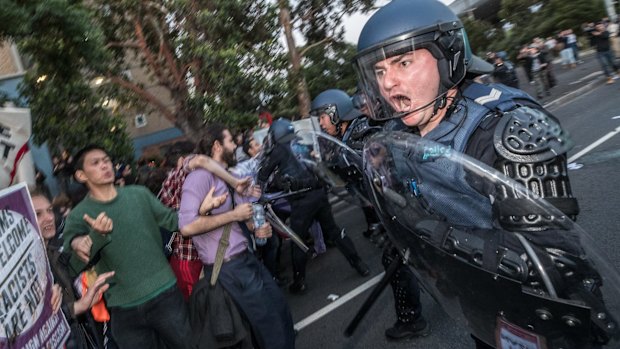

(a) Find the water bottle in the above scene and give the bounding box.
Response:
[252,203,267,246]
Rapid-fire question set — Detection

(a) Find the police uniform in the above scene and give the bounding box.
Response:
[258,121,370,293]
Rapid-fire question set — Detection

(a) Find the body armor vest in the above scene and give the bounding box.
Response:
[410,83,542,229]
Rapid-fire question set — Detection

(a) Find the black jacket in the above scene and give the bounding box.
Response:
[258,142,319,192]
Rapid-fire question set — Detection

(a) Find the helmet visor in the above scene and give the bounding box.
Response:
[309,104,337,119]
[353,32,441,121]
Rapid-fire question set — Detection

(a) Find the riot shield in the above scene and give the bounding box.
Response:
[295,130,371,207]
[359,131,620,349]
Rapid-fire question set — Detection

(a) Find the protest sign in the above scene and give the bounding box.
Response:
[0,183,69,349]
[0,107,36,190]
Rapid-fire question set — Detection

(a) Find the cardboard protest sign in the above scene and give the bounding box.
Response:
[0,107,36,190]
[0,183,70,349]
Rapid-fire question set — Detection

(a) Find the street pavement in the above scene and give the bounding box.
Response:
[281,51,620,349]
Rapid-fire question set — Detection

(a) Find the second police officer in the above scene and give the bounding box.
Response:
[310,89,430,340]
[258,118,371,294]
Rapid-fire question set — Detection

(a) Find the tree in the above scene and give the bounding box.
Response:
[462,17,501,56]
[484,0,607,62]
[540,0,606,34]
[276,0,375,118]
[91,0,281,139]
[1,0,282,158]
[2,0,133,159]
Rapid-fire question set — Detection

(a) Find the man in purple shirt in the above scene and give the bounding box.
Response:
[178,124,295,349]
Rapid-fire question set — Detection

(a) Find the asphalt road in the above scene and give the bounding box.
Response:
[281,52,620,349]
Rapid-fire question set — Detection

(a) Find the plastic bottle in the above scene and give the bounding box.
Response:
[252,203,267,246]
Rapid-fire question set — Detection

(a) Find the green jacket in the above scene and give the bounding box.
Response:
[63,185,178,308]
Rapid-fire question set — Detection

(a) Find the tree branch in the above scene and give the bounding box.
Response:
[109,76,176,123]
[133,19,170,86]
[106,41,141,50]
[141,13,184,91]
[299,36,333,57]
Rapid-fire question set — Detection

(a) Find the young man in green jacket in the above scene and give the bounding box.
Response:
[63,145,193,349]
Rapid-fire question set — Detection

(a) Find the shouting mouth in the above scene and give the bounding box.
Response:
[392,94,412,113]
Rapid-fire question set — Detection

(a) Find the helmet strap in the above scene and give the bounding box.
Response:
[432,96,447,116]
[432,83,448,116]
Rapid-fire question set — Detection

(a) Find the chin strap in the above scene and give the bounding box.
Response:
[432,95,447,116]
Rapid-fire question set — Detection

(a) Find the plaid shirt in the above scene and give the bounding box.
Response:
[158,156,200,261]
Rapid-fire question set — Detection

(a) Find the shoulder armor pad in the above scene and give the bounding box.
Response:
[493,106,573,163]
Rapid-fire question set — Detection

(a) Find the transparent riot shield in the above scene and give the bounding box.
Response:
[296,130,371,207]
[358,131,620,349]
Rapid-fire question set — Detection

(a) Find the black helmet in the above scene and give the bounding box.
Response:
[268,118,296,144]
[310,89,363,124]
[353,0,492,120]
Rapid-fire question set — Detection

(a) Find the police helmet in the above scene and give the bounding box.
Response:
[269,118,296,144]
[353,0,492,120]
[310,89,363,124]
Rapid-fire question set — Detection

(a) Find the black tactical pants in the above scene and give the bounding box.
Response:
[382,245,422,323]
[288,188,360,279]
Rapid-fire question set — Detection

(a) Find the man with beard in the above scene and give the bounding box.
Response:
[178,124,295,349]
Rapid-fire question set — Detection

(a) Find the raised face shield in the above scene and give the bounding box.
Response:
[309,104,337,120]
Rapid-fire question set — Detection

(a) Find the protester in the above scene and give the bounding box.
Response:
[589,22,619,84]
[158,140,251,301]
[557,30,577,69]
[178,124,295,349]
[62,145,193,349]
[32,189,115,349]
[524,45,551,98]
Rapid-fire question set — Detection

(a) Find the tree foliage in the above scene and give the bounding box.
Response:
[2,0,282,159]
[3,0,376,156]
[273,0,375,118]
[465,0,608,61]
[1,0,133,160]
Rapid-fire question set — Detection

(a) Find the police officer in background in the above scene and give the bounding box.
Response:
[311,89,383,237]
[258,118,370,294]
[353,0,587,347]
[311,89,429,340]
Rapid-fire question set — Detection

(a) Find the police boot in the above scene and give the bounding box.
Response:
[363,223,382,238]
[350,256,370,277]
[289,273,307,294]
[385,316,430,340]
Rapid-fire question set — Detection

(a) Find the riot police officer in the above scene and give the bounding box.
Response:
[311,89,429,340]
[352,0,607,348]
[310,89,383,236]
[258,118,370,294]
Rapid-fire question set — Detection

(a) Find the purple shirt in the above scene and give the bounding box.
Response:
[178,168,248,265]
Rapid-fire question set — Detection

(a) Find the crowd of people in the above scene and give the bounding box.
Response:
[484,16,620,101]
[23,1,618,349]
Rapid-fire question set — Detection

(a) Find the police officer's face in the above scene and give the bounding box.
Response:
[374,49,443,135]
[319,114,338,136]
